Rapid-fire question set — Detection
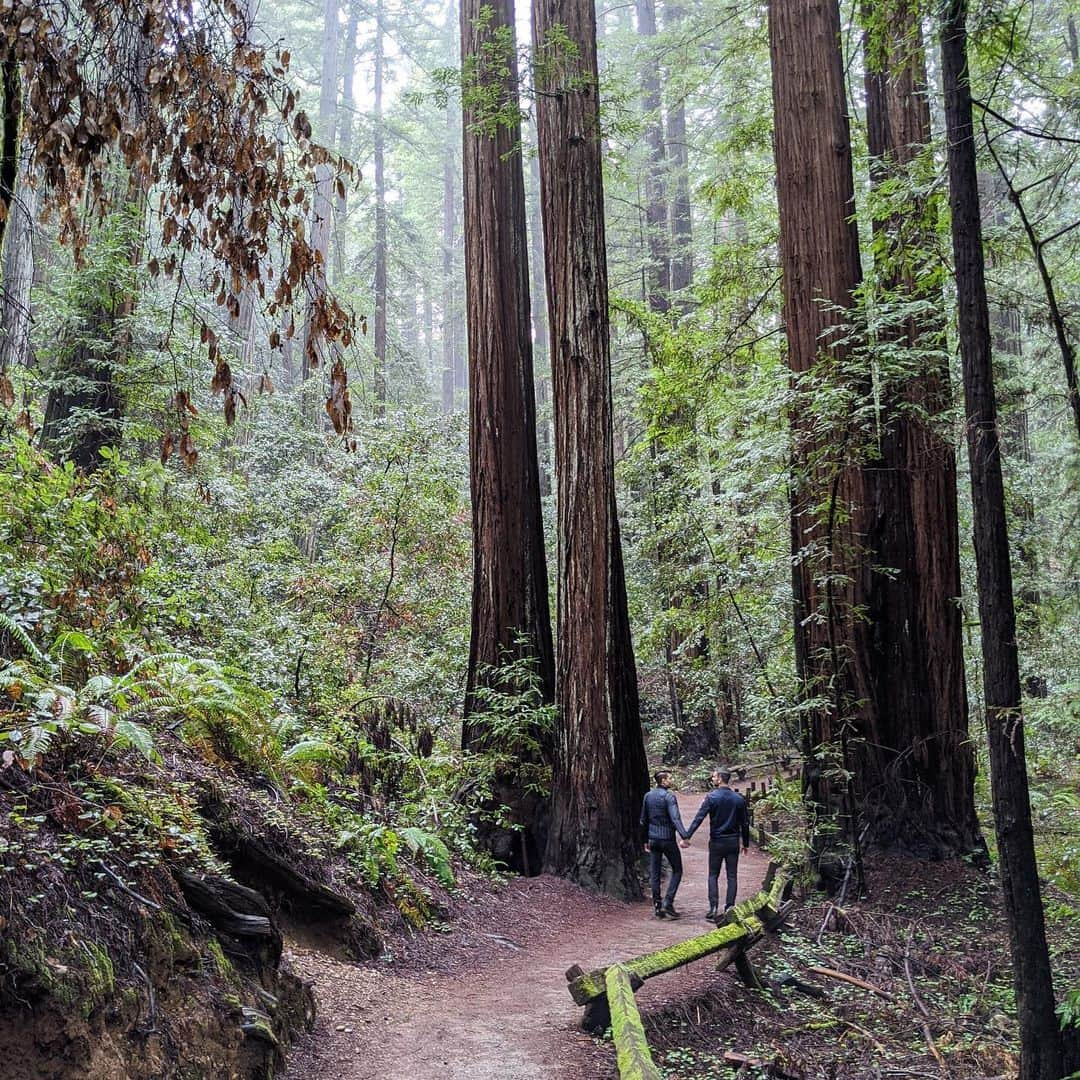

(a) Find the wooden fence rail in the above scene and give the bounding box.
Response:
[566,865,793,1038]
[605,965,663,1080]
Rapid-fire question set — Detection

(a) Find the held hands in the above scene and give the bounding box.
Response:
[679,839,690,849]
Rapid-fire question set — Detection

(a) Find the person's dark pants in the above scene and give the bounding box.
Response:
[708,836,741,910]
[648,839,683,907]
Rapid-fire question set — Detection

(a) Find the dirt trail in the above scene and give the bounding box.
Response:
[284,792,769,1080]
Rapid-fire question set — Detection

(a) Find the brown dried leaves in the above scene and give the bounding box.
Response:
[5,0,356,420]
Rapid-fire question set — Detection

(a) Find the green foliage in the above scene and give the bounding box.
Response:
[400,827,455,888]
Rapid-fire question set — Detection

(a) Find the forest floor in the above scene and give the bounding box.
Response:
[283,793,768,1080]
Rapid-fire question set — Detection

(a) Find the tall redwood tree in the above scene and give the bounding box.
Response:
[533,0,649,897]
[859,0,980,854]
[768,0,869,878]
[459,0,555,872]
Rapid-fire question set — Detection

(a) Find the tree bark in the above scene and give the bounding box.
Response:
[859,0,981,854]
[663,4,692,302]
[301,0,338,390]
[373,0,388,416]
[0,140,37,373]
[528,140,552,496]
[460,0,556,873]
[635,0,669,313]
[533,0,649,897]
[0,46,21,260]
[441,90,457,414]
[940,4,1069,1076]
[768,0,868,886]
[333,0,359,284]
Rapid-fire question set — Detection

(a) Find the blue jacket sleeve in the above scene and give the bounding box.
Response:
[666,792,690,840]
[686,796,710,839]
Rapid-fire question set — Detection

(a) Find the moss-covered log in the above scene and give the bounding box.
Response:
[605,965,662,1080]
[566,868,791,1006]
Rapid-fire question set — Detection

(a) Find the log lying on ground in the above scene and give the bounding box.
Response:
[606,965,663,1080]
[199,791,357,919]
[566,867,792,1031]
[174,868,283,966]
[226,831,356,918]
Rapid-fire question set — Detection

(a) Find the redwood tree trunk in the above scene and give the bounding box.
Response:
[859,0,980,854]
[333,0,359,284]
[768,0,868,884]
[635,0,669,313]
[460,0,555,874]
[664,3,692,302]
[441,95,456,414]
[533,0,649,898]
[528,140,552,497]
[940,4,1070,1076]
[301,0,338,389]
[373,0,388,416]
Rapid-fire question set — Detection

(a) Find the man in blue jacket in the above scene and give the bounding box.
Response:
[639,770,690,918]
[686,766,750,920]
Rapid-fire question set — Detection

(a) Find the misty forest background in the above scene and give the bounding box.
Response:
[0,0,1079,1076]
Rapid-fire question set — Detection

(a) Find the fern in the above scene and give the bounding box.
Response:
[282,738,345,767]
[0,613,52,672]
[400,826,455,888]
[112,718,159,762]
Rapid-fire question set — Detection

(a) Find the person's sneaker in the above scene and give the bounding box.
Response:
[661,904,681,919]
[705,906,718,921]
[653,903,666,918]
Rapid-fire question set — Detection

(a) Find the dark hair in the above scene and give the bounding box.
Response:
[653,770,671,786]
[714,766,732,783]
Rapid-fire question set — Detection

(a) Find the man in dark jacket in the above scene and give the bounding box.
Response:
[686,766,750,920]
[639,770,690,918]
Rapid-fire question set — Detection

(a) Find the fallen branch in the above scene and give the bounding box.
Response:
[921,1020,946,1073]
[806,965,894,1001]
[839,1017,886,1053]
[903,937,930,1018]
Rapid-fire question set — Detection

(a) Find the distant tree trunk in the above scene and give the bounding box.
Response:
[333,0,359,284]
[533,0,649,898]
[441,95,457,414]
[280,308,296,386]
[0,143,36,373]
[768,0,868,887]
[41,16,150,470]
[528,143,552,496]
[423,280,434,401]
[859,0,980,854]
[664,3,692,303]
[940,5,1072,1077]
[302,0,339,387]
[0,46,20,260]
[635,0,669,313]
[460,0,555,874]
[373,0,388,417]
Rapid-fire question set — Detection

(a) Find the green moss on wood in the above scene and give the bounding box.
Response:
[566,869,792,1006]
[605,965,662,1080]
